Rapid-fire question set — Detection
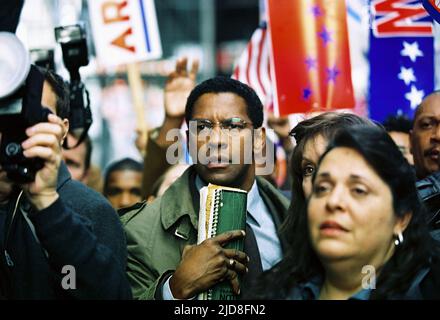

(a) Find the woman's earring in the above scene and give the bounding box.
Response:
[394,232,404,246]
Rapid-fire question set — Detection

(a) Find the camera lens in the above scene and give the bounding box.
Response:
[5,142,21,157]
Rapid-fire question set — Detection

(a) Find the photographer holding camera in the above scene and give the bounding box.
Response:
[0,32,131,299]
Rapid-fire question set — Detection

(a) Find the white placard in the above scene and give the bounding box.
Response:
[88,0,162,67]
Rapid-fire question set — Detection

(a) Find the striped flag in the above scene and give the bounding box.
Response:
[232,23,274,112]
[232,22,287,186]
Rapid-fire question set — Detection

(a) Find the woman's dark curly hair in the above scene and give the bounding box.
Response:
[282,112,377,246]
[248,124,439,300]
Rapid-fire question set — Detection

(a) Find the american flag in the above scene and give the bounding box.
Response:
[232,22,273,112]
[231,21,285,187]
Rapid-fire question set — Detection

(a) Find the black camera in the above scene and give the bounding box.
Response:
[0,34,50,183]
[55,24,92,144]
[30,49,55,71]
[55,24,89,80]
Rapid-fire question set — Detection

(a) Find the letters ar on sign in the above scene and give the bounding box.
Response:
[88,0,162,67]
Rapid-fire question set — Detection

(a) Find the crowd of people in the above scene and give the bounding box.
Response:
[1,56,440,300]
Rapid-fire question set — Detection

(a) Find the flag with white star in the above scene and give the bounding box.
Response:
[267,0,355,115]
[369,0,434,122]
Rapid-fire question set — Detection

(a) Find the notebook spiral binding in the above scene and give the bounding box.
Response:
[199,184,247,300]
[210,189,222,238]
[208,189,222,300]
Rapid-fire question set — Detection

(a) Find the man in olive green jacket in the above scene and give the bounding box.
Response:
[123,77,289,300]
[122,166,289,299]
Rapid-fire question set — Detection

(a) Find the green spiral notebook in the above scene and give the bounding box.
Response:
[197,184,247,300]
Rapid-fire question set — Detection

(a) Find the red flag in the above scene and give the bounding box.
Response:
[267,0,355,116]
[232,24,273,112]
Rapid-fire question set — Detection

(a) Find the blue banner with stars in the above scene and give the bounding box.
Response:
[369,0,434,122]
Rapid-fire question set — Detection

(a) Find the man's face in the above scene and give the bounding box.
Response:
[62,134,88,183]
[105,169,143,209]
[410,94,440,179]
[41,80,57,114]
[188,92,259,191]
[388,131,414,165]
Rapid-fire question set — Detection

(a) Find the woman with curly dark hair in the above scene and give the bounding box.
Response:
[282,112,376,247]
[249,125,440,299]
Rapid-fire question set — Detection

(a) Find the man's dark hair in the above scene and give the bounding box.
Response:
[36,66,70,119]
[185,76,264,128]
[104,158,143,194]
[382,115,413,134]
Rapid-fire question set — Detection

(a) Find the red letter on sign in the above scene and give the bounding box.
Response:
[373,0,432,36]
[111,27,136,53]
[102,0,129,24]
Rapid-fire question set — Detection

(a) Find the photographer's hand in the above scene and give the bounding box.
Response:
[21,114,66,211]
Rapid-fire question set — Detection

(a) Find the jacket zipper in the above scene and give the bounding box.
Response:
[4,191,23,267]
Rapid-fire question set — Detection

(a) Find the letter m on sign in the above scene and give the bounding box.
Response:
[372,0,433,37]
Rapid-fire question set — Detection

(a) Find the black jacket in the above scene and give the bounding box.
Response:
[0,163,132,299]
[416,171,440,230]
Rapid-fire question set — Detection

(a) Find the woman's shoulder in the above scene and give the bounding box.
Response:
[284,276,322,300]
[245,261,321,300]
